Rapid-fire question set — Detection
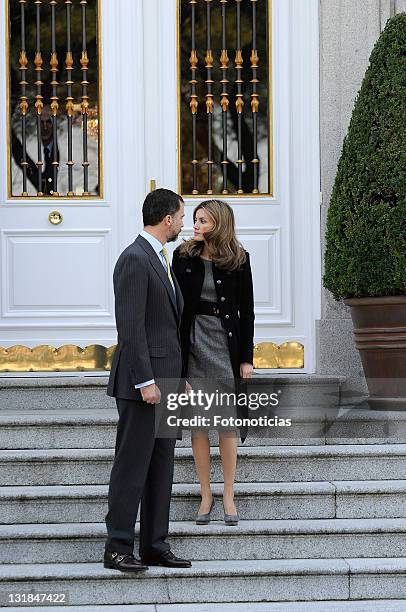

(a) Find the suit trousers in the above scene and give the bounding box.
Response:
[105,398,176,558]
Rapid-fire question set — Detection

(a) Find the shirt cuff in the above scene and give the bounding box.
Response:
[134,379,155,389]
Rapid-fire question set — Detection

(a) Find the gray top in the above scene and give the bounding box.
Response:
[187,259,234,380]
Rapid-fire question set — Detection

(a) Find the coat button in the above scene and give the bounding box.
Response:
[228,331,233,337]
[217,280,222,284]
[225,314,230,319]
[221,297,226,302]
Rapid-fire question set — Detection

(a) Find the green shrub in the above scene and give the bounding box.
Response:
[323,14,406,300]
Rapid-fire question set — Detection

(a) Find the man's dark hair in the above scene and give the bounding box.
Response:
[142,188,183,226]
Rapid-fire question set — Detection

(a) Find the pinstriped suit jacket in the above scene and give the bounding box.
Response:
[107,234,184,401]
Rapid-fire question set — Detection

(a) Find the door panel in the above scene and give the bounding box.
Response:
[148,0,320,372]
[1,230,111,315]
[0,1,130,357]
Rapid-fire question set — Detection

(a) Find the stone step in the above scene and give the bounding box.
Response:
[3,602,406,612]
[0,409,330,448]
[0,374,342,413]
[3,604,406,612]
[0,377,116,412]
[1,480,406,524]
[1,518,406,564]
[1,444,406,486]
[0,481,333,524]
[0,410,117,450]
[1,407,406,449]
[0,558,405,605]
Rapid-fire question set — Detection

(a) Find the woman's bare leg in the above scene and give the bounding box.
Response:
[191,431,213,514]
[219,430,238,515]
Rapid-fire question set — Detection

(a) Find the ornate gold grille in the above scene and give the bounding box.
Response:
[179,0,272,196]
[7,0,102,198]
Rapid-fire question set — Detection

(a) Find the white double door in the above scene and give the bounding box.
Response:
[0,0,320,372]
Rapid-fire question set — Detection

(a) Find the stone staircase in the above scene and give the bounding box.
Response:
[1,376,406,610]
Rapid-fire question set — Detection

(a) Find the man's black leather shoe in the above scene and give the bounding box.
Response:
[104,551,148,572]
[141,550,192,568]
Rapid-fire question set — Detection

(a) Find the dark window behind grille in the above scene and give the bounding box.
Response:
[179,0,271,196]
[7,0,101,198]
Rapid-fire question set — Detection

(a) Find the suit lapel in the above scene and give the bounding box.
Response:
[136,235,179,317]
[173,273,184,318]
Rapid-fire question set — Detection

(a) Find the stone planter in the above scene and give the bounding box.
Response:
[344,296,406,410]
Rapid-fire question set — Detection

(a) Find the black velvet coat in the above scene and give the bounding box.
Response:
[172,247,255,380]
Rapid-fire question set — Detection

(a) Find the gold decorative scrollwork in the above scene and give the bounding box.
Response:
[220,96,229,112]
[235,50,244,114]
[189,49,198,69]
[80,50,90,116]
[19,50,28,70]
[50,52,58,71]
[220,49,229,69]
[34,51,43,70]
[80,49,89,70]
[0,342,304,372]
[19,50,29,117]
[34,51,44,115]
[254,342,304,369]
[250,49,260,113]
[220,49,230,112]
[190,96,198,115]
[50,99,59,115]
[65,51,74,70]
[189,50,199,115]
[49,52,59,116]
[235,96,244,114]
[0,345,115,373]
[235,49,243,70]
[251,48,259,68]
[205,50,214,114]
[19,98,28,116]
[206,95,214,114]
[34,99,43,114]
[251,95,260,113]
[66,100,75,117]
[205,49,213,69]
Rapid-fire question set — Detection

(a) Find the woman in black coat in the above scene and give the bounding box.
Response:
[172,199,255,526]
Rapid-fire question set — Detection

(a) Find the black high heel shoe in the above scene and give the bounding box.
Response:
[223,501,239,526]
[195,498,215,525]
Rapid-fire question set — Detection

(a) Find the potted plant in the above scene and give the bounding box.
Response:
[323,14,406,409]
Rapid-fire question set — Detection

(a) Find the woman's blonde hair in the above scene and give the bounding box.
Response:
[178,199,246,271]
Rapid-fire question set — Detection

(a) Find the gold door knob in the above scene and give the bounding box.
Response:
[150,179,156,192]
[48,211,63,225]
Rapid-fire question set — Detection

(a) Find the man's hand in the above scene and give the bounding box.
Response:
[141,383,161,404]
[240,362,253,379]
[185,380,193,396]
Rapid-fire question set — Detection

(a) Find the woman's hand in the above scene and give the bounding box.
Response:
[240,362,253,379]
[185,380,193,396]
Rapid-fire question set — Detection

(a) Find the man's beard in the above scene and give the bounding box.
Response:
[167,228,181,243]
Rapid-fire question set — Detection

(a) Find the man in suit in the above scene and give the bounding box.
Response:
[104,188,191,572]
[12,104,59,196]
